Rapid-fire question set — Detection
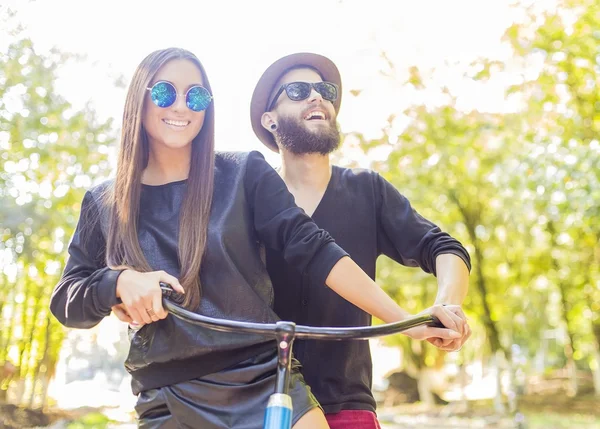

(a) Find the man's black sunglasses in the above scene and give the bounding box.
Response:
[268,81,339,111]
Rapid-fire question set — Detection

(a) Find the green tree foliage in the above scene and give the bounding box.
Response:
[503,0,600,393]
[0,38,115,407]
[344,0,600,396]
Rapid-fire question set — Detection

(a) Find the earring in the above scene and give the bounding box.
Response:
[270,123,277,130]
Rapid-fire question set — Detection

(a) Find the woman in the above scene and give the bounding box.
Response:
[50,48,465,429]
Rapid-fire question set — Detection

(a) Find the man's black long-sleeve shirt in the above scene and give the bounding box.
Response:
[267,165,471,414]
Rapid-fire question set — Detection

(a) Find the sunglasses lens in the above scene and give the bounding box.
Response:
[186,86,212,112]
[150,81,177,108]
[315,82,338,102]
[285,82,311,101]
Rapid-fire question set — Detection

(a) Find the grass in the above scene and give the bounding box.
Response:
[377,393,600,428]
[66,412,112,429]
[524,411,600,429]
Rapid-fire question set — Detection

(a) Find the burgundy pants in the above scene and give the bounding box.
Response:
[326,410,382,429]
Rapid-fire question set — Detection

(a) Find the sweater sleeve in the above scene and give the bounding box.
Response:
[245,151,348,287]
[375,174,471,275]
[50,191,123,329]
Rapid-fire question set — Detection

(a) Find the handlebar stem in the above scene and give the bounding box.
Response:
[274,321,296,395]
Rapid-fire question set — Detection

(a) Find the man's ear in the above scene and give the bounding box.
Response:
[261,112,277,133]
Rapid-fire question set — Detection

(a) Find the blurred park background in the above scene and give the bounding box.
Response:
[1,0,599,427]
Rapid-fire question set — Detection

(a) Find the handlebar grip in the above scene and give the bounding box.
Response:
[427,315,445,329]
[160,282,185,305]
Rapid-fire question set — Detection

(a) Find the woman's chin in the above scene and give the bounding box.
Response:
[155,139,194,151]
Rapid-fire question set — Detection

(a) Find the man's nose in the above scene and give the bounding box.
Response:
[307,87,323,104]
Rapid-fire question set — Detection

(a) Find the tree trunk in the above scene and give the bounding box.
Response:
[556,281,578,396]
[0,293,4,350]
[493,350,506,414]
[591,322,600,396]
[24,289,44,408]
[40,374,50,410]
[584,260,600,397]
[30,315,53,409]
[592,347,600,397]
[465,224,504,355]
[417,369,435,407]
[449,191,505,356]
[459,363,469,411]
[13,377,25,405]
[17,278,31,378]
[547,221,578,396]
[0,285,16,363]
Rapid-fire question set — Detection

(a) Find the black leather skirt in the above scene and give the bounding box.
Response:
[135,349,320,428]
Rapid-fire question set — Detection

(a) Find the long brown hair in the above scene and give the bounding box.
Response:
[106,48,215,309]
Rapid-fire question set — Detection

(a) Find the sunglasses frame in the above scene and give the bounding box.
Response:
[146,80,213,112]
[267,81,339,111]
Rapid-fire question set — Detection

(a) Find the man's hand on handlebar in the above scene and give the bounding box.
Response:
[403,304,471,352]
[427,305,471,352]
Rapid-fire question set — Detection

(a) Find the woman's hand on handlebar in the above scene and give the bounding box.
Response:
[111,303,134,324]
[403,304,470,352]
[115,269,185,325]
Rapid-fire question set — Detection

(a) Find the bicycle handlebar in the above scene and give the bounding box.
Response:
[160,284,445,340]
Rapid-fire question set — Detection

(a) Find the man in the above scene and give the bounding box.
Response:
[250,53,472,429]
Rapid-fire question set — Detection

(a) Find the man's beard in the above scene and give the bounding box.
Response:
[274,115,341,155]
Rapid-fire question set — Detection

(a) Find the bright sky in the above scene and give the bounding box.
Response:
[4,0,521,166]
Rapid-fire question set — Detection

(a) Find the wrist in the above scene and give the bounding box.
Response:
[435,283,468,305]
[115,269,131,299]
[434,295,464,306]
[402,325,421,340]
[385,308,412,324]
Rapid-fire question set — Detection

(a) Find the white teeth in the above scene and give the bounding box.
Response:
[164,119,189,127]
[304,111,326,120]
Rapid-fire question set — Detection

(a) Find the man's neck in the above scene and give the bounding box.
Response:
[279,150,332,192]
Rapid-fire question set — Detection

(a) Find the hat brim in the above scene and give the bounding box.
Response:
[250,53,342,152]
